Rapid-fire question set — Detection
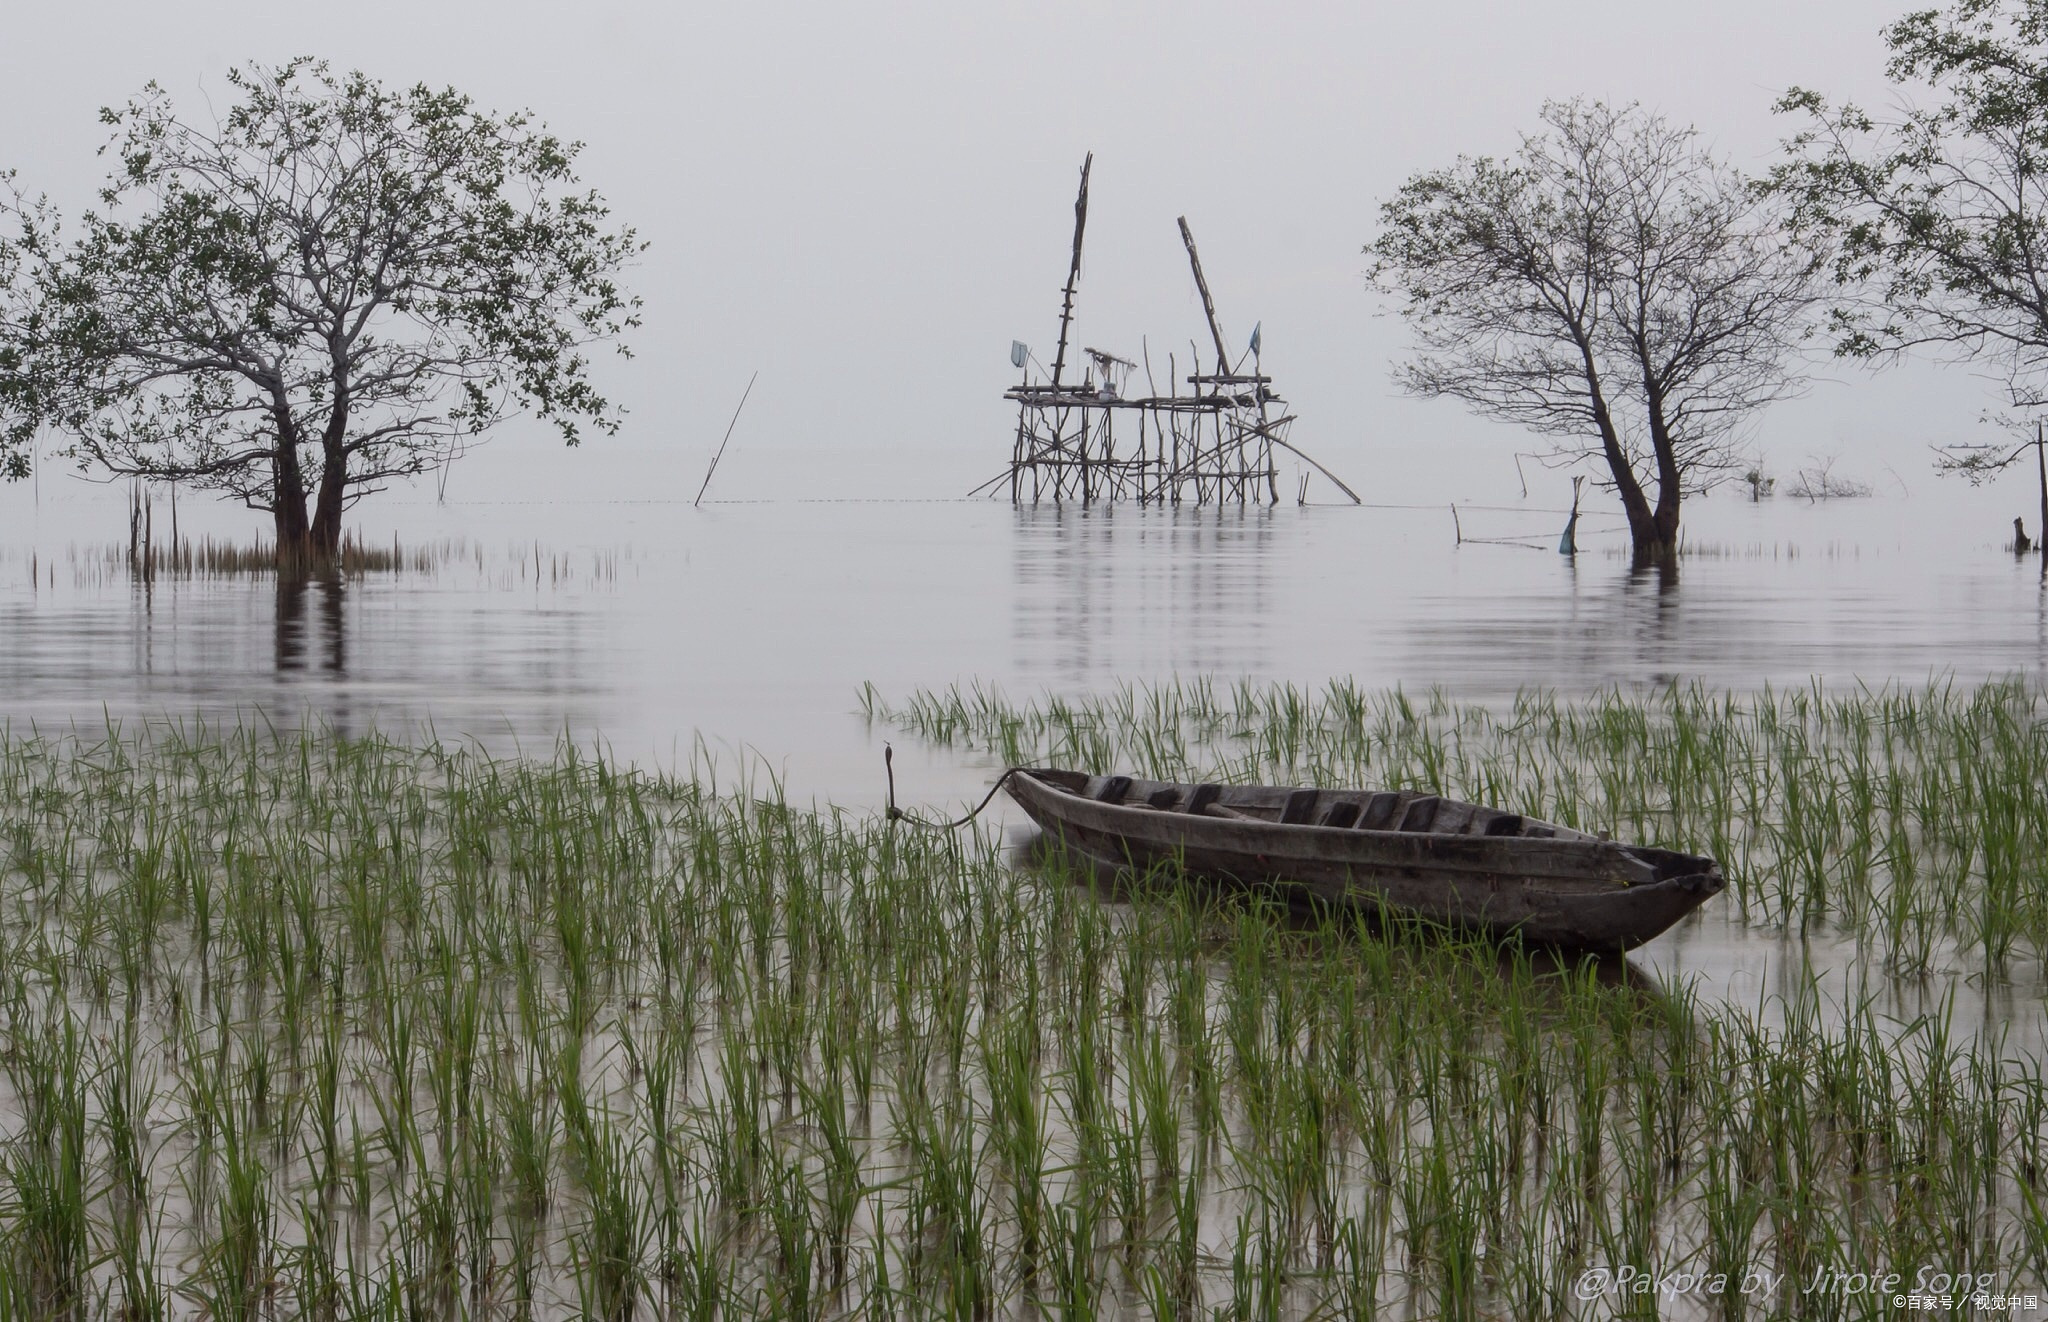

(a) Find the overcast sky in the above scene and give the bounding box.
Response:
[0,1,2008,511]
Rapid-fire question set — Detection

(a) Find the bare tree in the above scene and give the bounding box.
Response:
[1369,100,1820,562]
[6,59,640,559]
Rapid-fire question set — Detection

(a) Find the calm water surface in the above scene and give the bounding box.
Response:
[3,488,2046,1032]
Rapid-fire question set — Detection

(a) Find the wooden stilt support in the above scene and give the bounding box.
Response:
[991,156,1358,508]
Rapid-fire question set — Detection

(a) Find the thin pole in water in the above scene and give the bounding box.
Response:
[695,371,759,509]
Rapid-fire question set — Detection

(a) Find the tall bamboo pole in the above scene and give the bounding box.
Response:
[1050,155,1092,389]
[1177,217,1233,377]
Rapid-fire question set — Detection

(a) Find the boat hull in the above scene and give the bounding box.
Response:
[1006,768,1722,952]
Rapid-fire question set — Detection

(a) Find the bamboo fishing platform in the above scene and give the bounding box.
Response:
[976,154,1358,507]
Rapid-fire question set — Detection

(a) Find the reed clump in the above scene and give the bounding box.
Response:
[145,531,443,576]
[0,716,2040,1317]
[12,536,627,592]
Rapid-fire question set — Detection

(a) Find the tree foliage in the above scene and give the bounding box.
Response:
[1773,0,2048,408]
[0,178,40,481]
[1369,100,1819,560]
[4,59,640,556]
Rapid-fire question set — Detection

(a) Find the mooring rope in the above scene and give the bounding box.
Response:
[883,743,1021,830]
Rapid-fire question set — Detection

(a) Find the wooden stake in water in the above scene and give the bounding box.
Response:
[1559,476,1584,556]
[695,372,759,509]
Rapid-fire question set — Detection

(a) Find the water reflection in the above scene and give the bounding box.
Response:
[8,498,2048,772]
[1003,498,2048,704]
[275,573,346,675]
[1011,504,1277,679]
[0,557,606,751]
[1402,546,2048,696]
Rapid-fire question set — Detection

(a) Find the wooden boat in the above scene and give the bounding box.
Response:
[1005,768,1723,952]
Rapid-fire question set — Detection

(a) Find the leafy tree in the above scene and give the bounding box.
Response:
[1773,0,2048,408]
[1369,100,1819,563]
[0,177,39,480]
[5,59,640,558]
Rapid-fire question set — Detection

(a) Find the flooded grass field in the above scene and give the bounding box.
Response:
[0,711,2041,1318]
[2,494,2047,1316]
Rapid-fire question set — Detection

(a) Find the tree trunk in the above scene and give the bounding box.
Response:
[308,455,347,557]
[306,390,351,556]
[272,491,309,557]
[1608,450,1663,560]
[1645,490,1680,561]
[1577,340,1660,556]
[2035,423,2045,568]
[1641,381,1683,565]
[270,420,313,563]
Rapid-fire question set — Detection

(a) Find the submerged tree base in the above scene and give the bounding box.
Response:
[0,715,2041,1317]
